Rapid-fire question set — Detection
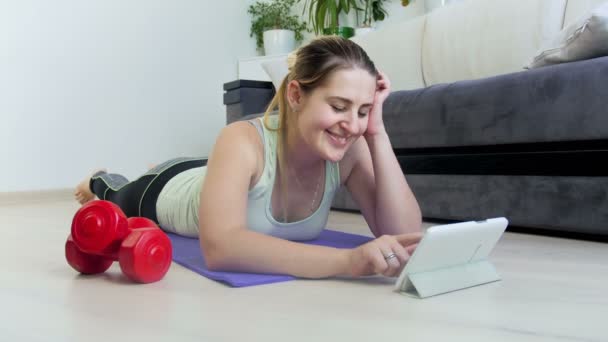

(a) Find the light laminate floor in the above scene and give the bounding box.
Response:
[1,194,606,342]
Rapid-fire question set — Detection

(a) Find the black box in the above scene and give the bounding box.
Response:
[223,80,275,124]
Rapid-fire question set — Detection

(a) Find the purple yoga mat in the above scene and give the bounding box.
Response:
[167,230,373,287]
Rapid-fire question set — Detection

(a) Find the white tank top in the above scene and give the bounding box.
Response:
[156,115,341,240]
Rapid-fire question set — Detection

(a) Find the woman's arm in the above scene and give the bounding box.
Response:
[366,132,421,235]
[344,136,421,237]
[199,120,421,278]
[204,228,351,278]
[198,122,350,278]
[344,71,422,237]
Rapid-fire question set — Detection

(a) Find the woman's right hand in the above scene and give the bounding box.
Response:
[346,233,423,277]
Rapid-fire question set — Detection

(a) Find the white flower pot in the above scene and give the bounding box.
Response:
[355,27,375,37]
[263,29,295,56]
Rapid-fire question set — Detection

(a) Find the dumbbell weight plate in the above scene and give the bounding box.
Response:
[71,200,129,254]
[118,228,172,283]
[65,235,113,274]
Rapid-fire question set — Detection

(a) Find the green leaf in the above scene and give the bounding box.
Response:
[328,0,337,29]
[341,0,348,13]
[310,0,318,32]
[317,1,328,34]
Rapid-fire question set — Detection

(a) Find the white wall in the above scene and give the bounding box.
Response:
[0,0,423,193]
[0,0,257,192]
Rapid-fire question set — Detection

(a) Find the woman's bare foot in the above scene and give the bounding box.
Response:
[74,169,106,205]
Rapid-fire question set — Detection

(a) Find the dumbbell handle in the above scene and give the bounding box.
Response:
[77,238,124,261]
[75,223,161,261]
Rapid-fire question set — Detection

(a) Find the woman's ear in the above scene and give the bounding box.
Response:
[286,80,303,112]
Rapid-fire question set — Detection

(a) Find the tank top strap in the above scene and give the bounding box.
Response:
[247,117,264,141]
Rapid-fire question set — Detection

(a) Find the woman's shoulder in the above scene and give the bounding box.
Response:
[212,120,265,184]
[221,119,262,145]
[207,123,248,165]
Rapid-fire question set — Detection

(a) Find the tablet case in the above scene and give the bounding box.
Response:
[394,217,508,298]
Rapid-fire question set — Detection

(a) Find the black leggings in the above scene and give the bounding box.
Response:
[89,157,207,222]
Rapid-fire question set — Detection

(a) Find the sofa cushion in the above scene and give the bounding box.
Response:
[351,16,426,91]
[527,2,608,69]
[422,0,567,85]
[563,0,608,27]
[383,56,608,149]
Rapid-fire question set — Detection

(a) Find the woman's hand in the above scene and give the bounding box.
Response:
[364,70,392,138]
[346,232,422,277]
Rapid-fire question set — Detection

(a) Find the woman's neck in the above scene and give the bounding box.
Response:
[284,126,324,179]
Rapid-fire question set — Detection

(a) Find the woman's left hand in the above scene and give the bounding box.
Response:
[364,70,391,138]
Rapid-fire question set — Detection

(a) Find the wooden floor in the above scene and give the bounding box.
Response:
[1,193,607,342]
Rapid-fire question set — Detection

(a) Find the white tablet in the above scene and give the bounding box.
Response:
[394,217,509,298]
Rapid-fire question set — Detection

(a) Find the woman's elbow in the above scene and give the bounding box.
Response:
[204,255,224,272]
[410,209,423,233]
[199,233,229,271]
[411,217,423,233]
[201,241,226,271]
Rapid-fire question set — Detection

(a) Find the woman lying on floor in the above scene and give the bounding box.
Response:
[74,36,422,279]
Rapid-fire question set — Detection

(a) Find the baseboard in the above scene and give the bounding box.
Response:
[0,188,74,205]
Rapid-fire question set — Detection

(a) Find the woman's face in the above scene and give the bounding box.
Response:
[291,67,377,162]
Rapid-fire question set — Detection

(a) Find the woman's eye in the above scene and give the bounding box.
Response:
[331,105,346,112]
[358,112,368,118]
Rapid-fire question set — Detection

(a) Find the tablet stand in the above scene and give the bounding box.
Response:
[397,259,501,298]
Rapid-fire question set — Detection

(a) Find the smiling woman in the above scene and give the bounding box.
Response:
[74,36,422,280]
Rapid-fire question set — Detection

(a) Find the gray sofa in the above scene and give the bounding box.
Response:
[224,55,608,239]
[339,55,608,239]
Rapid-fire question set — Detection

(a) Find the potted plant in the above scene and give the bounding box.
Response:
[248,0,308,55]
[360,0,389,26]
[298,0,361,39]
[355,0,411,36]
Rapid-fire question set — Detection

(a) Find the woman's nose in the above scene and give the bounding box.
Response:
[340,113,360,135]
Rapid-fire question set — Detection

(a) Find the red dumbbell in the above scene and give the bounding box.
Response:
[65,200,172,283]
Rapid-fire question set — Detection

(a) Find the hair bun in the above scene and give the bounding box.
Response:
[287,50,298,72]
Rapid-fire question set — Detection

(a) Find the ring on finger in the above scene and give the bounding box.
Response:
[384,253,397,261]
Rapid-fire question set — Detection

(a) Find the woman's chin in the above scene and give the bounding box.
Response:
[321,145,349,162]
[320,132,353,161]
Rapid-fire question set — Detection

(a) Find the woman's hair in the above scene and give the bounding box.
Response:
[262,36,378,222]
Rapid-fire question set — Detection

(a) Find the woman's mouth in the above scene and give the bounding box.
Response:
[326,130,349,147]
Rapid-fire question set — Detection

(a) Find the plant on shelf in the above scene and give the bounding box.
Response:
[248,0,308,55]
[355,0,411,36]
[359,0,389,28]
[298,0,361,38]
